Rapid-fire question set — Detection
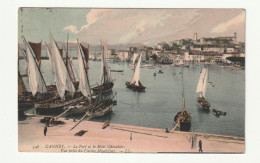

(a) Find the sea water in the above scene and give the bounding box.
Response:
[19,52,245,137]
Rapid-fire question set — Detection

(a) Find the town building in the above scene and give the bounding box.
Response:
[117,50,129,61]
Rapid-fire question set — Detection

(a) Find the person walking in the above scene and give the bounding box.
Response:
[44,127,47,136]
[199,140,203,152]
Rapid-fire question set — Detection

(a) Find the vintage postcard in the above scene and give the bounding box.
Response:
[18,8,245,153]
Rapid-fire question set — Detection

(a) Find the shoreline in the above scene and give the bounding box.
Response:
[18,115,244,153]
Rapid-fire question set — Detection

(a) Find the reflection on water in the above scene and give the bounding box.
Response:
[19,53,245,137]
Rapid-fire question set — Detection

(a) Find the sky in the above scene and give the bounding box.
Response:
[18,8,245,45]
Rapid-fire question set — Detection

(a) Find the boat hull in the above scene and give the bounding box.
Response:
[174,111,191,132]
[213,109,226,116]
[18,92,59,110]
[86,101,113,118]
[125,82,146,92]
[197,97,210,111]
[36,96,85,115]
[92,82,114,95]
[180,121,191,131]
[65,104,91,117]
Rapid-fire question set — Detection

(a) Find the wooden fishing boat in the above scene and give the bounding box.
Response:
[126,53,146,92]
[86,99,113,118]
[111,70,124,72]
[213,109,226,116]
[68,41,116,119]
[92,82,114,95]
[196,67,210,111]
[197,96,210,111]
[18,38,58,109]
[34,33,85,115]
[92,41,114,95]
[174,68,191,131]
[102,122,110,129]
[36,95,85,115]
[174,111,191,131]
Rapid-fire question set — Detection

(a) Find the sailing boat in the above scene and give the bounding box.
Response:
[126,53,146,91]
[18,38,58,109]
[92,40,114,95]
[174,68,191,131]
[67,40,115,118]
[196,67,210,111]
[65,34,79,90]
[35,34,84,115]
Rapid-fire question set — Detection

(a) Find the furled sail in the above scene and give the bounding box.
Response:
[78,42,91,99]
[131,53,142,86]
[132,53,139,64]
[201,68,208,97]
[18,71,27,95]
[99,41,113,85]
[28,41,42,67]
[24,38,47,96]
[50,33,75,99]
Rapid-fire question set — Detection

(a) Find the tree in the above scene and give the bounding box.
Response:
[151,54,158,61]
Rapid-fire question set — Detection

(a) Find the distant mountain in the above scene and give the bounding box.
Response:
[18,42,146,52]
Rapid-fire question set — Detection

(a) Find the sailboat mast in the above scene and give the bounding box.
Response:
[66,33,69,67]
[182,68,186,111]
[100,40,106,84]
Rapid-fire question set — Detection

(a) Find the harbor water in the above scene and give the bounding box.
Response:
[19,52,245,137]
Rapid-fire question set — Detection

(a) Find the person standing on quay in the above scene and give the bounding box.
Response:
[44,127,47,136]
[199,140,203,152]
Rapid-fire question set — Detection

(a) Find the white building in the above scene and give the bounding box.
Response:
[190,46,201,51]
[107,49,115,59]
[203,46,225,53]
[226,47,235,53]
[117,50,129,61]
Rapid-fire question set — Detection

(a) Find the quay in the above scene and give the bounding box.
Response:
[18,115,244,153]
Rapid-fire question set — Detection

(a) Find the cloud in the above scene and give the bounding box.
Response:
[211,12,245,33]
[76,9,202,45]
[63,25,79,34]
[62,9,245,45]
[80,9,112,31]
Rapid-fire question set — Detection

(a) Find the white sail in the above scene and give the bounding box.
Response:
[201,68,208,97]
[132,53,139,64]
[131,53,142,86]
[99,41,113,84]
[46,45,56,76]
[78,43,91,99]
[70,56,78,81]
[196,67,206,94]
[25,39,47,96]
[50,33,75,99]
